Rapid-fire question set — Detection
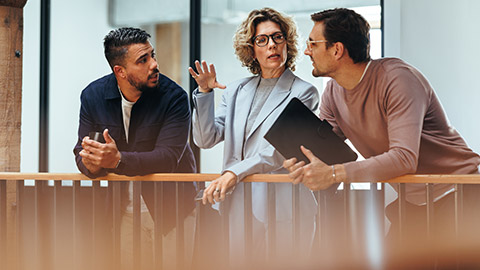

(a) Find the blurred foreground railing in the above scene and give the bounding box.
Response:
[1,173,480,270]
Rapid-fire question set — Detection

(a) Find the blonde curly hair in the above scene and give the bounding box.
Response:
[233,7,298,75]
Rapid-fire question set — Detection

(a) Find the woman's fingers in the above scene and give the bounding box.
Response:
[188,67,198,78]
[201,60,209,74]
[195,60,204,75]
[201,176,234,204]
[202,183,213,205]
[209,63,216,77]
[202,180,221,205]
[213,184,221,202]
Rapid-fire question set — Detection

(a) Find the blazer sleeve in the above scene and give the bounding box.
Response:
[191,88,227,148]
[73,90,108,178]
[225,81,320,181]
[115,90,192,176]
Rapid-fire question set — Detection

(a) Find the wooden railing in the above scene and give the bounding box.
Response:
[1,173,480,270]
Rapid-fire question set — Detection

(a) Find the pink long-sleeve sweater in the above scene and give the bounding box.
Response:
[320,58,480,204]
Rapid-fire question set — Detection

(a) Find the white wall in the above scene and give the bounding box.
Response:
[22,0,113,172]
[384,0,480,153]
[21,1,376,173]
[22,1,480,173]
[21,0,41,172]
[48,0,114,173]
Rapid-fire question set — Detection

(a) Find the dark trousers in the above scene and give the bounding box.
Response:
[385,184,480,269]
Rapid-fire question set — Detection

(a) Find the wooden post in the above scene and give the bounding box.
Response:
[156,22,182,85]
[0,0,27,269]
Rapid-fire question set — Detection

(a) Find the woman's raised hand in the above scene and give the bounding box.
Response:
[188,60,226,93]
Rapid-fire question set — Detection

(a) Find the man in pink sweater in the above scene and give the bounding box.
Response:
[284,8,480,246]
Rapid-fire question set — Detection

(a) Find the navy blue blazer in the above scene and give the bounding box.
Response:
[73,73,196,233]
[74,73,196,176]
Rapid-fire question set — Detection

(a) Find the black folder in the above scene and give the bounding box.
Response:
[264,97,358,165]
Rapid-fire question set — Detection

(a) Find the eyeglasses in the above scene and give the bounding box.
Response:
[306,39,329,51]
[253,32,286,47]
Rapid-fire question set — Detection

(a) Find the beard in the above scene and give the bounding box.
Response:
[311,64,329,78]
[127,68,160,92]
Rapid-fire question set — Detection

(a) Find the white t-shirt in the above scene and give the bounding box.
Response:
[119,87,149,213]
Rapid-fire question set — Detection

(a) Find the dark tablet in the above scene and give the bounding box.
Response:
[264,97,357,165]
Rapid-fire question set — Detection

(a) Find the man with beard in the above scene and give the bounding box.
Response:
[283,8,480,265]
[73,27,196,268]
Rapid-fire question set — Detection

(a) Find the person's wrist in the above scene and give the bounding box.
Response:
[225,171,236,178]
[221,171,237,194]
[223,171,237,182]
[331,165,337,183]
[198,86,213,93]
[332,164,347,183]
[114,153,122,169]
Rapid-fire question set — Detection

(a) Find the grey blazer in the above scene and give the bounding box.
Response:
[192,69,319,222]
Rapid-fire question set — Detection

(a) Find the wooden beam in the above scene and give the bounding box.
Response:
[0,1,27,268]
[0,5,23,173]
[0,0,27,8]
[156,22,182,85]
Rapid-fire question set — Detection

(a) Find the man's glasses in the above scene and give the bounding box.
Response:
[306,39,329,51]
[253,32,286,47]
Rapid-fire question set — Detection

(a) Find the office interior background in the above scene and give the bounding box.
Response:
[20,0,480,179]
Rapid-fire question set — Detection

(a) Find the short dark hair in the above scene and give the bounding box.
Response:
[103,27,151,69]
[311,8,370,63]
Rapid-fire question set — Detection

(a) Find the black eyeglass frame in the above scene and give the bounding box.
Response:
[252,32,286,47]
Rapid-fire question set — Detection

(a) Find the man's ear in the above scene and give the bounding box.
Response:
[333,42,346,60]
[113,65,126,79]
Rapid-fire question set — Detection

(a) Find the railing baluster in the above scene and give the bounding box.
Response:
[53,180,60,270]
[154,182,164,269]
[73,180,80,270]
[267,182,276,261]
[34,181,41,270]
[16,181,24,270]
[220,197,230,265]
[379,183,385,238]
[92,180,101,269]
[426,183,434,241]
[366,183,384,268]
[318,190,327,251]
[344,183,352,251]
[454,184,463,240]
[176,182,185,269]
[112,181,121,270]
[133,181,141,270]
[292,184,299,256]
[0,180,5,270]
[244,182,252,262]
[314,190,322,253]
[398,183,406,243]
[193,182,204,269]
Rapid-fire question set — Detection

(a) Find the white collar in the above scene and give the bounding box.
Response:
[358,60,372,84]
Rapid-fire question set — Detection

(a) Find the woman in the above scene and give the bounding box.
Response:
[188,7,318,261]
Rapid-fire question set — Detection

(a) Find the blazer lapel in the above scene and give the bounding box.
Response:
[245,69,295,140]
[232,76,260,154]
[104,75,127,147]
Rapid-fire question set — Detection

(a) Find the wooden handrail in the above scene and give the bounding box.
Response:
[0,172,291,182]
[0,172,479,184]
[380,174,480,184]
